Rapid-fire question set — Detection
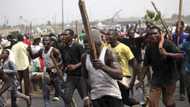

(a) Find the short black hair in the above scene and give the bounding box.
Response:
[49,33,56,37]
[176,20,184,28]
[64,29,75,37]
[150,26,161,34]
[17,34,24,41]
[42,35,51,42]
[107,29,118,36]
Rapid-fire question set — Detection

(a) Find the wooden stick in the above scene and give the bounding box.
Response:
[151,1,169,35]
[50,52,63,77]
[79,0,97,59]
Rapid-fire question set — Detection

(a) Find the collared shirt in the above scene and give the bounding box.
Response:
[12,42,29,71]
[172,32,189,46]
[60,42,84,76]
[69,41,74,47]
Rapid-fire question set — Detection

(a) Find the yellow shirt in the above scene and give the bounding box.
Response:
[112,42,134,76]
[12,42,30,71]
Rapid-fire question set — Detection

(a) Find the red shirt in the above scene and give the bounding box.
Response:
[23,37,32,46]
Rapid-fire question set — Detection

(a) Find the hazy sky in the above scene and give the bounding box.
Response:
[0,0,190,25]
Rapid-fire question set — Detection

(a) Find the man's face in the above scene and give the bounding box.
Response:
[176,22,184,32]
[62,31,73,45]
[106,35,114,44]
[1,50,9,60]
[58,35,64,41]
[42,37,51,47]
[83,38,90,50]
[101,35,107,42]
[106,31,117,44]
[146,28,160,43]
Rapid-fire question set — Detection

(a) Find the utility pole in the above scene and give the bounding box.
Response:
[75,20,79,43]
[75,20,78,35]
[178,0,183,22]
[177,0,183,46]
[52,14,57,33]
[61,0,64,32]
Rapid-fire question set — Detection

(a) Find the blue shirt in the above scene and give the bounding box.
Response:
[172,32,189,46]
[181,41,190,73]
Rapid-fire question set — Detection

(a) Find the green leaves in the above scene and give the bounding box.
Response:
[144,10,161,22]
[146,10,155,19]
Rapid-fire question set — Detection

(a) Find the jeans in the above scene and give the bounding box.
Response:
[118,82,139,106]
[8,75,17,107]
[10,89,17,107]
[42,75,51,107]
[62,76,84,107]
[0,96,4,107]
[42,72,65,107]
[184,72,190,103]
[50,73,65,100]
[176,61,185,96]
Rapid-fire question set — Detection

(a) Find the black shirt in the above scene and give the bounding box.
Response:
[60,42,84,76]
[144,40,179,87]
[120,37,143,63]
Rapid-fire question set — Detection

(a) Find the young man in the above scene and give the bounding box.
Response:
[81,29,123,107]
[0,49,30,107]
[172,21,190,100]
[106,29,141,106]
[144,26,184,107]
[11,34,30,96]
[181,35,190,103]
[59,29,85,107]
[31,35,63,107]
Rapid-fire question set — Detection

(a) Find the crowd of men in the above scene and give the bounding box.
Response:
[0,20,190,107]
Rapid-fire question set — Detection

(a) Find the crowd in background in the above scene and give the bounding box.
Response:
[0,20,190,107]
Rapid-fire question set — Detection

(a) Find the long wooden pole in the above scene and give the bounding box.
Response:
[75,21,80,43]
[50,52,63,77]
[79,0,97,59]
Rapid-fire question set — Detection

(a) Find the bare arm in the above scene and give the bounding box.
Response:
[159,34,184,60]
[52,48,62,66]
[139,65,151,83]
[103,49,123,80]
[81,53,91,105]
[49,48,63,69]
[128,58,140,88]
[160,48,184,60]
[0,71,11,95]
